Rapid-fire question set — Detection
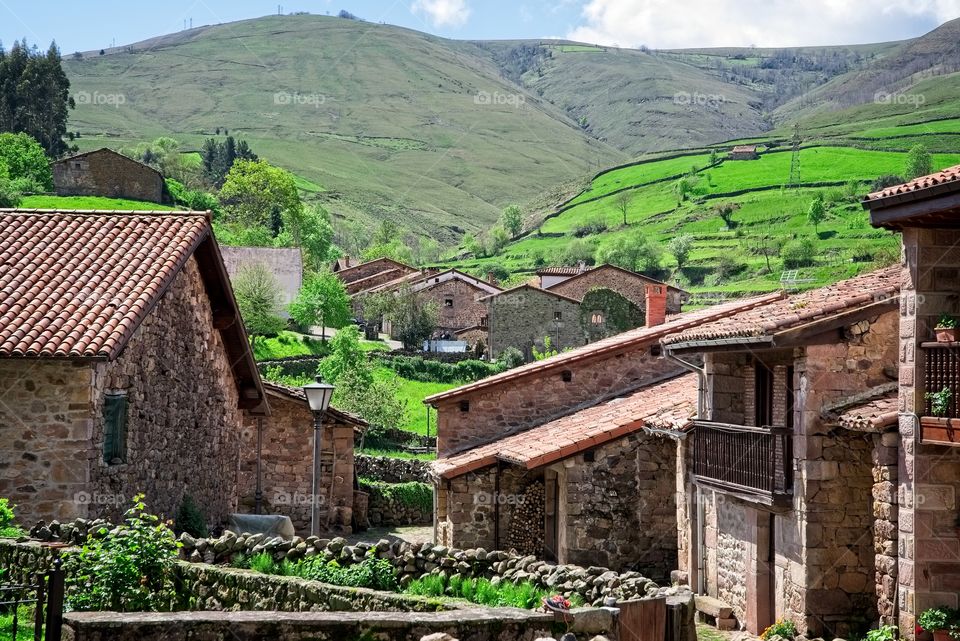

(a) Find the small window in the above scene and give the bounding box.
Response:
[73,162,82,169]
[554,311,562,321]
[561,370,573,382]
[480,316,488,327]
[591,313,604,325]
[583,450,596,462]
[459,400,470,412]
[650,344,662,357]
[103,391,128,464]
[444,298,454,308]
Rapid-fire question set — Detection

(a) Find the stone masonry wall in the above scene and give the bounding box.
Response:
[0,360,96,527]
[559,432,677,581]
[436,465,531,551]
[487,288,585,361]
[435,345,683,457]
[52,150,164,202]
[89,257,246,526]
[239,393,355,534]
[715,497,748,622]
[547,265,684,313]
[419,278,490,335]
[356,454,431,483]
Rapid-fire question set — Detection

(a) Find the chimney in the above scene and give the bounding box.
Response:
[645,283,667,327]
[487,271,497,286]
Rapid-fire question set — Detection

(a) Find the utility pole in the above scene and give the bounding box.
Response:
[788,122,801,192]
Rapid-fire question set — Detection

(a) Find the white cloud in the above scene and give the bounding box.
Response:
[566,0,960,48]
[411,0,472,28]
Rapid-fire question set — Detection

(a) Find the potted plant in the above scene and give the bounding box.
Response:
[935,314,959,342]
[918,607,959,641]
[926,387,954,418]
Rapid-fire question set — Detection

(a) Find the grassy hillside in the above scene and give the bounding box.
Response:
[18,195,178,210]
[63,15,625,243]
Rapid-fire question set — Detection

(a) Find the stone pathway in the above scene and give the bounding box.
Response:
[344,524,433,547]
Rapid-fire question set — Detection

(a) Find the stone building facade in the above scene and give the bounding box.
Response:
[663,268,901,637]
[546,264,687,314]
[333,257,419,295]
[0,210,266,529]
[238,384,362,534]
[484,285,587,361]
[51,148,167,203]
[221,246,303,317]
[409,270,500,337]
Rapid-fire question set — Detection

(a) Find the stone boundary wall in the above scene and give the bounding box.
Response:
[356,454,432,483]
[62,608,589,641]
[361,481,433,527]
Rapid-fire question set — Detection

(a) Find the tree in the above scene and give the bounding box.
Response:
[595,230,662,276]
[488,226,510,255]
[709,149,718,165]
[561,238,596,266]
[614,190,633,226]
[462,232,484,258]
[318,326,371,387]
[715,203,738,228]
[128,137,197,185]
[904,144,933,180]
[500,204,523,238]
[362,240,414,265]
[365,288,438,350]
[282,204,334,272]
[289,271,351,340]
[0,161,22,208]
[0,132,53,191]
[674,176,695,202]
[232,264,285,345]
[219,159,302,236]
[668,234,694,271]
[808,193,827,234]
[333,367,407,447]
[0,40,74,157]
[201,136,257,187]
[781,238,817,268]
[415,237,441,265]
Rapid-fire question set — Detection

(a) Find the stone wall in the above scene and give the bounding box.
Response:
[238,392,355,534]
[434,343,683,457]
[52,149,164,202]
[89,257,246,526]
[436,465,532,552]
[547,265,684,314]
[356,454,431,483]
[0,360,95,526]
[486,287,585,361]
[419,278,490,335]
[360,479,433,527]
[63,609,569,641]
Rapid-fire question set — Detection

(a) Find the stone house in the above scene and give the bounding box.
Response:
[426,296,775,578]
[51,148,167,203]
[729,145,759,160]
[862,165,960,636]
[545,264,689,315]
[407,269,501,338]
[238,382,365,534]
[537,264,589,289]
[0,209,267,528]
[333,257,419,295]
[221,246,303,318]
[661,267,901,637]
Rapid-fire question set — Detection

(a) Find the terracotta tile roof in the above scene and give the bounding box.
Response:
[832,391,898,432]
[0,209,210,359]
[431,373,696,479]
[333,257,416,284]
[865,164,960,202]
[478,283,583,304]
[350,269,428,296]
[544,263,688,296]
[424,293,781,404]
[261,381,367,427]
[731,145,758,153]
[536,265,588,276]
[662,267,900,346]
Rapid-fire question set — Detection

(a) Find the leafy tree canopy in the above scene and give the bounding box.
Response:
[232,263,286,342]
[0,132,53,190]
[289,270,351,339]
[219,159,302,236]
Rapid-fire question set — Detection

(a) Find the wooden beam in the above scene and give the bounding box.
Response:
[773,299,898,347]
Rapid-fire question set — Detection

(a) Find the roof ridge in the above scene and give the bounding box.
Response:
[0,208,210,216]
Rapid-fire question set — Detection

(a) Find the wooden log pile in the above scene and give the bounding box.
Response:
[507,481,545,557]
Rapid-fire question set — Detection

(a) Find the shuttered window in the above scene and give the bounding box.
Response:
[103,392,128,464]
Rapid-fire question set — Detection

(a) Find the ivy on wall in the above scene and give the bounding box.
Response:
[579,287,645,340]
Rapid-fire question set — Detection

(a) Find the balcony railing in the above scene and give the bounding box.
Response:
[922,342,960,418]
[691,420,793,506]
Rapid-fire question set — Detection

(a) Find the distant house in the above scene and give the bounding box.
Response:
[408,269,501,338]
[221,246,303,318]
[544,263,688,314]
[729,145,759,160]
[332,256,360,272]
[51,148,168,203]
[0,209,267,528]
[239,382,366,535]
[536,264,588,289]
[332,257,420,295]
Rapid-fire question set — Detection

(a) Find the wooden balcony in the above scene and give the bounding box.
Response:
[691,420,793,506]
[921,342,960,445]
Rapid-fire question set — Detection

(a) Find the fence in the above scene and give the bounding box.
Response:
[0,556,63,641]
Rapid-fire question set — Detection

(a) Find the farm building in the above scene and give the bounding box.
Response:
[729,145,759,160]
[51,148,168,203]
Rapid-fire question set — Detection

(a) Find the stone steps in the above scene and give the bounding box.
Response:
[695,595,737,631]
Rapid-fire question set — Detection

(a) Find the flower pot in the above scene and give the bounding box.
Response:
[936,327,959,342]
[934,630,953,641]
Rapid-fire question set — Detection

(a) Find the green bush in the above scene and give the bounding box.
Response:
[359,478,433,514]
[761,619,797,640]
[0,497,23,538]
[174,495,208,538]
[65,494,181,612]
[247,554,398,592]
[376,355,502,384]
[496,347,525,370]
[404,574,563,609]
[780,239,817,269]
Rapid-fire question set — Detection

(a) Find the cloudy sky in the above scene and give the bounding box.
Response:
[1,0,957,52]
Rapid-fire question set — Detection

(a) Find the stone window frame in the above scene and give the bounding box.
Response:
[103,389,129,465]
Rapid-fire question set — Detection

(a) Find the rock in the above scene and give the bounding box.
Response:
[420,634,457,641]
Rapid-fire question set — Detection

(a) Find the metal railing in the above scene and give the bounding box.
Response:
[0,557,63,641]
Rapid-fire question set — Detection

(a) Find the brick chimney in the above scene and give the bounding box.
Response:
[487,271,497,286]
[645,283,667,327]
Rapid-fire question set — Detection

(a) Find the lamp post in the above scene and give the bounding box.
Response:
[303,376,335,537]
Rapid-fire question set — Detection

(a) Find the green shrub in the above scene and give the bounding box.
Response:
[358,478,433,514]
[248,552,277,575]
[65,494,181,612]
[865,625,898,641]
[404,575,551,609]
[174,495,208,538]
[0,497,23,538]
[780,239,817,269]
[761,619,797,640]
[918,607,959,632]
[376,355,502,384]
[496,347,524,370]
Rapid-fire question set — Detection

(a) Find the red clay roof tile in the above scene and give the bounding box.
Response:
[865,164,960,202]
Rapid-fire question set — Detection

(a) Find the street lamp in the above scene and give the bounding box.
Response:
[303,376,335,536]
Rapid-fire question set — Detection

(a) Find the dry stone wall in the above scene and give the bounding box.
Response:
[356,454,432,483]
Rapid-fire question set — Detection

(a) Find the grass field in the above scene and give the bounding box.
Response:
[373,366,456,436]
[253,331,386,361]
[18,195,178,210]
